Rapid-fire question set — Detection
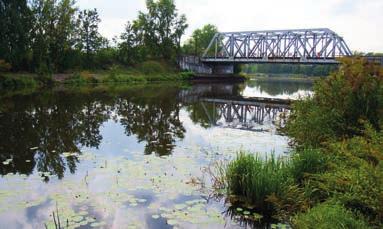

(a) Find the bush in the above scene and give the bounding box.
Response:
[305,126,383,225]
[224,152,290,212]
[0,74,38,89]
[285,57,383,147]
[293,202,370,229]
[179,71,195,80]
[139,60,166,75]
[65,71,99,85]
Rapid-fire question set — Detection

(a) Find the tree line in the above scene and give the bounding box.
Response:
[0,0,188,73]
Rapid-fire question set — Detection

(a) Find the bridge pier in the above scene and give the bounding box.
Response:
[209,63,235,75]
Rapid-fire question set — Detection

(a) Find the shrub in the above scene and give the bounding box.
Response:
[306,126,383,225]
[285,57,383,147]
[225,152,290,212]
[179,71,195,80]
[65,71,99,85]
[0,74,38,88]
[293,202,370,229]
[139,60,166,75]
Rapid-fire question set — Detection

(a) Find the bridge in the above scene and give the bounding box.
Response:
[202,28,352,64]
[179,28,357,75]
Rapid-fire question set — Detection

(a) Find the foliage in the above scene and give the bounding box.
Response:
[224,153,290,212]
[30,0,78,72]
[182,24,218,56]
[289,149,328,184]
[140,60,166,75]
[0,0,32,71]
[0,0,189,76]
[75,9,105,68]
[285,57,383,147]
[292,202,370,229]
[0,74,38,89]
[304,126,383,225]
[123,0,188,62]
[216,60,383,228]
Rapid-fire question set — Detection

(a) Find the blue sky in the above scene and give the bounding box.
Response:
[77,0,383,52]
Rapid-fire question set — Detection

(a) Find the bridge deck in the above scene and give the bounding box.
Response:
[201,57,339,64]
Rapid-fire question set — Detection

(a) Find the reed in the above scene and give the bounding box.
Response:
[225,152,290,210]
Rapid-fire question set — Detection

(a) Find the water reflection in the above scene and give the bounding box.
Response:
[201,97,290,132]
[0,80,311,228]
[0,84,244,178]
[243,79,313,98]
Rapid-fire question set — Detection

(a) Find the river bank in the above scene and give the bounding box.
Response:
[213,58,383,228]
[0,69,194,89]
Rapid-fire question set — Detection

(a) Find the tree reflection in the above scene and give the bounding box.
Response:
[0,91,110,180]
[117,86,185,156]
[0,84,241,180]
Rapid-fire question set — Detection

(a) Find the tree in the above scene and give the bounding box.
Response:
[118,21,144,65]
[30,0,77,73]
[0,0,32,70]
[182,24,218,56]
[133,0,188,60]
[75,8,103,67]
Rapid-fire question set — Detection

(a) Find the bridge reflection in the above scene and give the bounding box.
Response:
[201,96,291,131]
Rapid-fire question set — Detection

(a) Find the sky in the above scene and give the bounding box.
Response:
[77,0,383,53]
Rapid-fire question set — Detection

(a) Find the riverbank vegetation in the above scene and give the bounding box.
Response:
[0,0,193,88]
[215,57,383,228]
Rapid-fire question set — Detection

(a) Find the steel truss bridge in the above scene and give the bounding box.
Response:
[202,28,352,64]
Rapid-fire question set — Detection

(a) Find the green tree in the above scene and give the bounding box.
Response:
[118,21,144,65]
[0,0,32,70]
[30,0,77,73]
[183,24,218,56]
[75,8,103,68]
[134,0,188,60]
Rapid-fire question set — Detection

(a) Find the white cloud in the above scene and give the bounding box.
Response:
[77,0,383,52]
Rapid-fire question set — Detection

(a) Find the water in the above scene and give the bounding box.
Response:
[0,79,313,229]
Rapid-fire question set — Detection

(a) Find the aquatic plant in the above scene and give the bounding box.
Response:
[224,152,290,212]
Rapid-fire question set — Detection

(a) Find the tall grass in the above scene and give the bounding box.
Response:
[289,149,328,184]
[225,153,290,211]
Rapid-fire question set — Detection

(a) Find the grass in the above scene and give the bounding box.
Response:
[288,149,328,184]
[63,62,194,85]
[1,61,195,88]
[224,152,290,212]
[293,202,370,229]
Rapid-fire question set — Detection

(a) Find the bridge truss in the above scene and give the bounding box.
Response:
[202,28,352,64]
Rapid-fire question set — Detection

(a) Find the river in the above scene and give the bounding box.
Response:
[0,79,313,229]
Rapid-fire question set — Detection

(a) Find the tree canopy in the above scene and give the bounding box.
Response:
[0,0,188,73]
[182,24,218,56]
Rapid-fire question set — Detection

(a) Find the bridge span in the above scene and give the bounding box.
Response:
[202,28,352,65]
[179,28,383,75]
